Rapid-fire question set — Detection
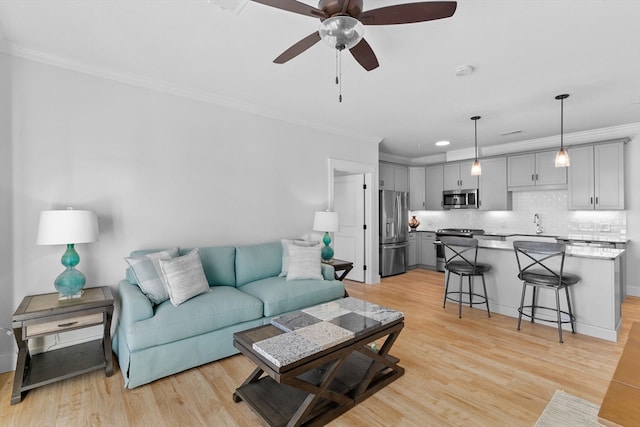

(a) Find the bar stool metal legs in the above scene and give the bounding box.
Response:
[513,241,580,343]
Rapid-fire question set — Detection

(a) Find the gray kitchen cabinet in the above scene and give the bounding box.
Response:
[407,232,418,268]
[419,231,437,270]
[507,150,567,190]
[409,166,426,210]
[380,162,409,192]
[425,164,444,210]
[443,161,478,191]
[568,142,625,210]
[478,157,512,210]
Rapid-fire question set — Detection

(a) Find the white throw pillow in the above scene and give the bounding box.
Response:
[159,248,211,306]
[280,239,319,277]
[286,244,323,281]
[125,248,179,305]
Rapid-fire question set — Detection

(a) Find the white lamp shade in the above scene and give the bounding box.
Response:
[313,211,339,232]
[37,209,99,245]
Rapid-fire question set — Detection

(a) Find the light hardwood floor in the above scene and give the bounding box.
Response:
[2,269,638,426]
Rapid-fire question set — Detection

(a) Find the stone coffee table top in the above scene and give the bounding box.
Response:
[252,297,404,367]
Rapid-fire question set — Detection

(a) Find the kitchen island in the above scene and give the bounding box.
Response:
[469,240,624,342]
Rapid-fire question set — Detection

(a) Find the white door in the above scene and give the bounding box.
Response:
[333,174,365,282]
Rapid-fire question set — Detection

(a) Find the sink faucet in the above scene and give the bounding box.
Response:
[533,213,544,234]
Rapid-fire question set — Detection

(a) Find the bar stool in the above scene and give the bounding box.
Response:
[513,241,580,343]
[441,236,491,318]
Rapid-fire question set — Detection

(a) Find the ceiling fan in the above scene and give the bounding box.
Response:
[250,0,458,71]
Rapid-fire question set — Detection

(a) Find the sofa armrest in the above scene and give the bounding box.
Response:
[118,279,154,327]
[321,263,335,281]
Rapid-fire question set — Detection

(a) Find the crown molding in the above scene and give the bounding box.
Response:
[0,40,382,145]
[387,123,640,165]
[481,123,640,157]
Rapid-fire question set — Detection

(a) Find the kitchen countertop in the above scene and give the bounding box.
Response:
[477,239,625,260]
[480,231,628,244]
[409,229,628,244]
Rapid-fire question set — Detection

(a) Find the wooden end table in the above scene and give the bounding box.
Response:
[11,286,114,404]
[322,258,354,281]
[232,297,404,426]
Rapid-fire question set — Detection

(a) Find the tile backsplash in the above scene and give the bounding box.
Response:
[409,190,626,236]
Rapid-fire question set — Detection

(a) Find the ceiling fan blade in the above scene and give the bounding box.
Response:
[273,32,322,64]
[249,0,327,19]
[359,1,457,25]
[349,38,379,71]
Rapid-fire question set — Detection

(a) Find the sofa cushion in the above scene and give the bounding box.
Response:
[235,242,282,287]
[126,248,178,285]
[239,276,345,317]
[279,239,320,277]
[160,249,211,306]
[125,286,263,351]
[180,246,236,286]
[125,247,179,304]
[286,244,323,281]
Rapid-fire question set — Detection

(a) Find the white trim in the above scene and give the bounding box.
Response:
[328,158,380,284]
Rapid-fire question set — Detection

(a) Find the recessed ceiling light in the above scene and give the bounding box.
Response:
[435,140,450,146]
[455,65,475,77]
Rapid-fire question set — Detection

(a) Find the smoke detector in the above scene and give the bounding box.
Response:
[455,65,475,77]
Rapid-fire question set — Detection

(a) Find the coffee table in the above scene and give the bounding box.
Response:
[232,297,404,427]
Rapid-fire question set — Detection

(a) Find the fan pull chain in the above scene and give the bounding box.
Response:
[335,49,343,103]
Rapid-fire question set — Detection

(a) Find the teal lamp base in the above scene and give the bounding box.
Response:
[321,232,334,261]
[54,244,86,300]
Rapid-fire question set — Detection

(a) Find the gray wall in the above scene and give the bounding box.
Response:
[0,55,379,372]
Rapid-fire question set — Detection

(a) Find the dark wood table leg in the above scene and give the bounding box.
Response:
[104,305,114,376]
[233,366,265,403]
[11,327,27,405]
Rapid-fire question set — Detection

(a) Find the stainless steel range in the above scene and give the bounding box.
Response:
[435,228,485,272]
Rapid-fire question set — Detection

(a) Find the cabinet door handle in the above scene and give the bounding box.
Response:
[58,321,78,328]
[590,197,594,205]
[531,174,535,182]
[595,197,599,205]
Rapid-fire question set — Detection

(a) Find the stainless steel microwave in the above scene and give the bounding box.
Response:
[443,189,479,209]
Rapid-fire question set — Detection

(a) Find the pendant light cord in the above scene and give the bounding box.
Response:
[474,119,478,160]
[560,96,564,150]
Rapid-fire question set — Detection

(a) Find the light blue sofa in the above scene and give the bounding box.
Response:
[113,241,344,389]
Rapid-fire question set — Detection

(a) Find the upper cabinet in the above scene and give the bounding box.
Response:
[425,164,444,210]
[380,162,409,192]
[408,166,426,210]
[443,161,478,191]
[507,150,567,190]
[568,142,625,210]
[478,157,512,210]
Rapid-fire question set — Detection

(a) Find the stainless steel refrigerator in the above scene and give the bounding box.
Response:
[379,190,409,277]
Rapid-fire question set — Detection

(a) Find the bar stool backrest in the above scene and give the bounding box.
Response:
[440,236,480,271]
[513,241,567,287]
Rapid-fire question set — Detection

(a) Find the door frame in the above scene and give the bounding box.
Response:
[328,158,379,284]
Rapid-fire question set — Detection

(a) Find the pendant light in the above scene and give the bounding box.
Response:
[470,116,482,176]
[554,94,570,167]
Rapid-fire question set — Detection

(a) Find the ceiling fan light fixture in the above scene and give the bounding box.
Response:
[318,16,364,50]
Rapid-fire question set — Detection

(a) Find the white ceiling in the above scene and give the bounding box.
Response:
[1,0,639,160]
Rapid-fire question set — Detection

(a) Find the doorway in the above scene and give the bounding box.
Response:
[333,174,365,281]
[328,159,379,284]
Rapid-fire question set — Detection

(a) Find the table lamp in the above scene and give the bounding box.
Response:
[313,211,339,261]
[36,208,99,299]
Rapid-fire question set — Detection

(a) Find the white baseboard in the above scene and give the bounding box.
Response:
[626,285,640,298]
